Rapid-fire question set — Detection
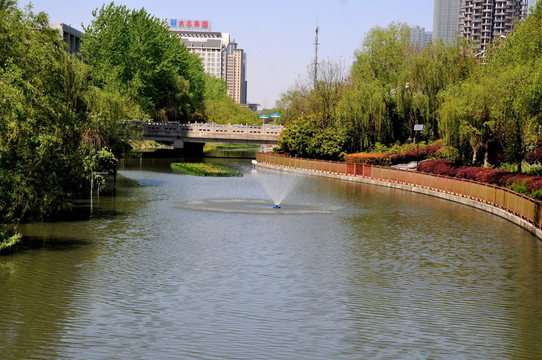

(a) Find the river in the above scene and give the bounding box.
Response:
[1,156,542,359]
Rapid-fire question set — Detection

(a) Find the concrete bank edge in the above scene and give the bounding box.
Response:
[257,162,542,241]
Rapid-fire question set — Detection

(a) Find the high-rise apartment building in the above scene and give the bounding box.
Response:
[224,41,246,105]
[169,19,247,105]
[407,25,433,48]
[433,0,461,44]
[459,0,528,51]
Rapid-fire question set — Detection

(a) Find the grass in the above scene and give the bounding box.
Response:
[203,143,260,152]
[130,140,171,152]
[170,162,242,177]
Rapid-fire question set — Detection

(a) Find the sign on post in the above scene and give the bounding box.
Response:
[414,124,423,131]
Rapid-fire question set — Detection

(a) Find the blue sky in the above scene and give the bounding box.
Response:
[27,0,434,108]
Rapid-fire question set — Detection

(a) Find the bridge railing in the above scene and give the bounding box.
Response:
[256,153,542,229]
[143,122,284,136]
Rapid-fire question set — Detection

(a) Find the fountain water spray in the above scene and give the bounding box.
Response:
[252,164,300,208]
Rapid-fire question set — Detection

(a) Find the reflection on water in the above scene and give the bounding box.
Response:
[1,157,542,359]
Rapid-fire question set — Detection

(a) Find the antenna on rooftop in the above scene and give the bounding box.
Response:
[313,23,319,89]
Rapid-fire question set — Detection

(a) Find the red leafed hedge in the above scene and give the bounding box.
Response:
[418,160,542,200]
[525,142,542,163]
[345,142,442,166]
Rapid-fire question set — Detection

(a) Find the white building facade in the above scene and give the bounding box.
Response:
[170,19,246,104]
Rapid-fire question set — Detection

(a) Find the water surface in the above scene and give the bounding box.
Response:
[1,157,541,359]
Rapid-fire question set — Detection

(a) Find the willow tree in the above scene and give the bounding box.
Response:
[397,39,478,140]
[487,3,542,171]
[335,23,410,152]
[0,2,140,250]
[336,77,388,152]
[0,3,91,247]
[438,2,542,169]
[438,72,498,166]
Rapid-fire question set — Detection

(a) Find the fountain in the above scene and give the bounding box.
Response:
[177,161,339,214]
[251,160,300,208]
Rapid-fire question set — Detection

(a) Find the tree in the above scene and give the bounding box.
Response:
[438,2,542,169]
[438,73,497,166]
[203,73,228,101]
[0,2,134,249]
[81,2,206,122]
[203,97,258,125]
[278,116,346,160]
[397,38,477,140]
[335,23,411,151]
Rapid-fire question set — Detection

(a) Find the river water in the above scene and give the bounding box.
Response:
[1,157,542,359]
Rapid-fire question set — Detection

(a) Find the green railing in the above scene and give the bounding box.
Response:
[257,153,542,229]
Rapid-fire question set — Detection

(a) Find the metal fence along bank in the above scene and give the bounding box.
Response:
[256,153,542,238]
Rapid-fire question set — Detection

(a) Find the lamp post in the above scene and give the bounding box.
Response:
[414,124,423,167]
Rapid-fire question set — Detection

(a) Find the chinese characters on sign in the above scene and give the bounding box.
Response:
[169,19,210,30]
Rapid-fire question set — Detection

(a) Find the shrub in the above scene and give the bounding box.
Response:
[344,152,390,166]
[418,159,459,177]
[526,178,542,194]
[525,142,542,164]
[390,149,419,164]
[455,166,493,181]
[415,159,542,201]
[432,146,460,163]
[478,169,511,184]
[388,141,442,165]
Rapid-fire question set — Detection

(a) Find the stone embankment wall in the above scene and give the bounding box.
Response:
[256,153,542,241]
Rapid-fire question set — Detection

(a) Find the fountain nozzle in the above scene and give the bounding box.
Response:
[273,205,281,209]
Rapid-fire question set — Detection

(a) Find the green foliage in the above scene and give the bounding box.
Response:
[278,116,346,160]
[203,73,228,101]
[278,3,542,169]
[499,162,542,176]
[432,146,460,163]
[276,58,346,126]
[278,22,477,159]
[506,180,529,195]
[203,97,259,124]
[438,2,542,169]
[81,2,206,122]
[0,2,132,245]
[0,232,22,253]
[170,162,242,177]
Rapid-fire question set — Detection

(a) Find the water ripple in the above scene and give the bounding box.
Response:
[2,161,542,359]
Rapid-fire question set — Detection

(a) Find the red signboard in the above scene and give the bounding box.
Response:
[169,19,210,30]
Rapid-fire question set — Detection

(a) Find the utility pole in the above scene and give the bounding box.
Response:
[313,25,319,89]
